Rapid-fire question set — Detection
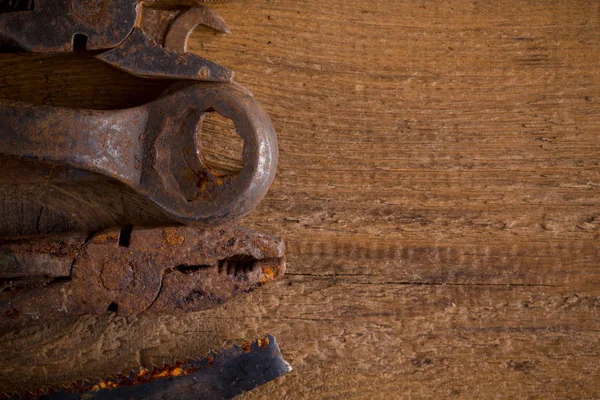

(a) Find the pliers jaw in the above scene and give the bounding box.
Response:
[0,225,286,333]
[0,0,234,82]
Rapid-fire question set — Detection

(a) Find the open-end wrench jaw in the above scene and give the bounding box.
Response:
[0,0,234,81]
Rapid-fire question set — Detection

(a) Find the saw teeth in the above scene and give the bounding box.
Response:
[11,336,281,397]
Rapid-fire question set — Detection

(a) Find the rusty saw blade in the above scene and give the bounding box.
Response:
[1,335,290,400]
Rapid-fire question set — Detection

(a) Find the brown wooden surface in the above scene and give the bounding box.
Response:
[1,0,600,398]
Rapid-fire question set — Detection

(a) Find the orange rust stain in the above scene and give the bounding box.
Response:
[165,228,185,246]
[257,337,270,348]
[199,181,210,193]
[93,233,119,244]
[260,266,278,284]
[90,379,119,391]
[151,366,184,379]
[134,368,150,381]
[185,366,200,375]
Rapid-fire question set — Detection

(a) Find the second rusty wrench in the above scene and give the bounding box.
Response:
[0,0,234,81]
[0,82,279,225]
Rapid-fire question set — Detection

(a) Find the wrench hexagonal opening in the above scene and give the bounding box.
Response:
[199,111,244,178]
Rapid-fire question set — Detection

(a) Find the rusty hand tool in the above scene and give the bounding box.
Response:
[0,225,285,333]
[0,82,278,225]
[0,0,235,81]
[2,335,291,400]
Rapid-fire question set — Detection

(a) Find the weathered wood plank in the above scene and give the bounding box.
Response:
[0,0,599,398]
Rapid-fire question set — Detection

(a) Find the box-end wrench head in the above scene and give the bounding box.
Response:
[0,82,278,225]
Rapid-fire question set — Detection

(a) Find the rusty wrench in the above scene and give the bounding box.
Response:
[0,82,278,225]
[0,0,234,81]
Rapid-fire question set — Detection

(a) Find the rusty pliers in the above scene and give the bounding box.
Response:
[0,0,235,81]
[0,225,286,333]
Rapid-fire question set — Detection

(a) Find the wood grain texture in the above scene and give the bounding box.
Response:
[1,0,600,398]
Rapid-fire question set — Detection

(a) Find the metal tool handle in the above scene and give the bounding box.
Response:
[0,83,278,225]
[0,102,147,185]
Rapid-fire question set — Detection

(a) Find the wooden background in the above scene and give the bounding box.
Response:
[1,0,600,398]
